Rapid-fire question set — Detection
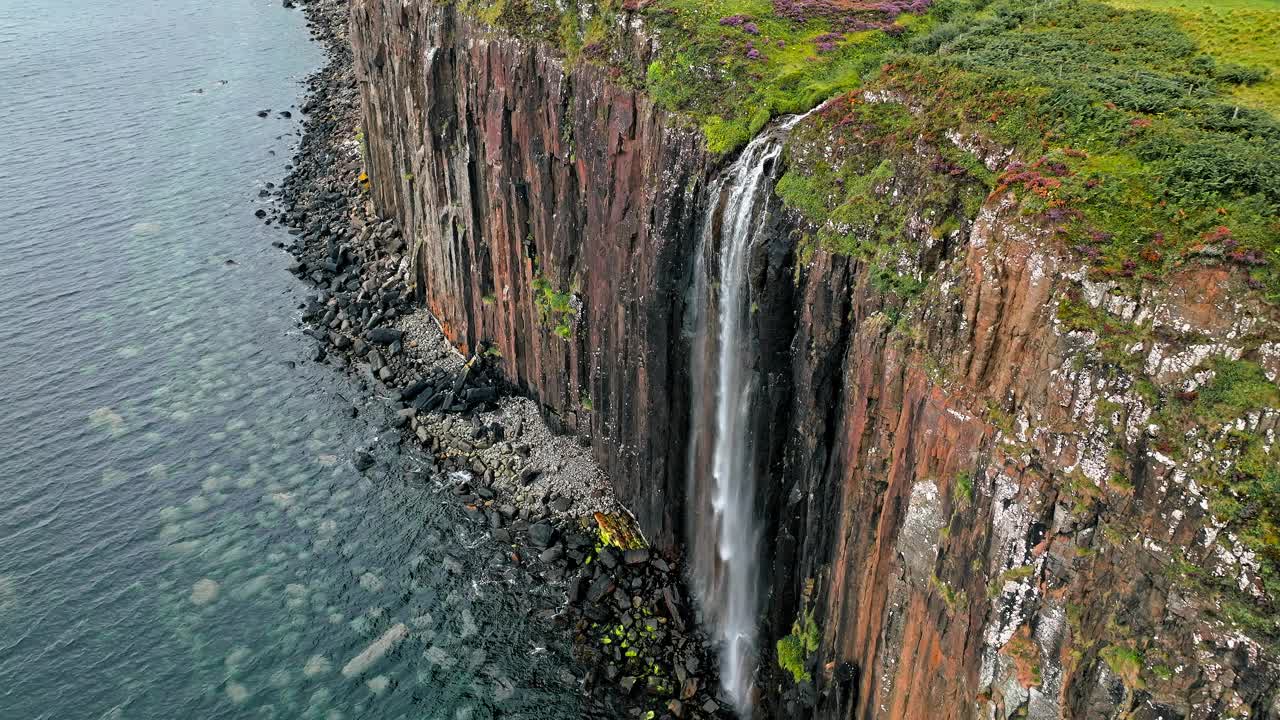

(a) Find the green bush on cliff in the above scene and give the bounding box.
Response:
[1183,359,1280,629]
[1100,645,1146,689]
[776,608,820,683]
[531,274,577,340]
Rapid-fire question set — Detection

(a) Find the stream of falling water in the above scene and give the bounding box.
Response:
[687,115,805,718]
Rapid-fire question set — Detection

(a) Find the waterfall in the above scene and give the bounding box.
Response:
[686,115,804,718]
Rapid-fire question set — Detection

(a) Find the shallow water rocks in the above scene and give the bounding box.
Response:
[352,450,374,471]
[190,578,220,606]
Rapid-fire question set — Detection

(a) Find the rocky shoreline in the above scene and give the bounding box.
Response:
[261,1,728,718]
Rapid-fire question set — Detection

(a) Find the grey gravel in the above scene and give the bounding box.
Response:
[394,306,624,522]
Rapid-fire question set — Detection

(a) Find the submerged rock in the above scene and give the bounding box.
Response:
[190,578,220,606]
[341,623,408,678]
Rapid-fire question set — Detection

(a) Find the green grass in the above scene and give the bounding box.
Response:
[889,0,1279,298]
[989,564,1036,597]
[764,0,1280,302]
[932,572,969,613]
[1100,645,1146,688]
[466,0,936,153]
[1109,0,1280,114]
[954,470,975,507]
[643,0,917,152]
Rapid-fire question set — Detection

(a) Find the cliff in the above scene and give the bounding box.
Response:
[350,0,708,547]
[349,0,1280,717]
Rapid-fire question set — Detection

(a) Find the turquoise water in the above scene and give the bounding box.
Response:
[0,1,581,718]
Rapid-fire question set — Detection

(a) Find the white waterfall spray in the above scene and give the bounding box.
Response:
[686,114,806,718]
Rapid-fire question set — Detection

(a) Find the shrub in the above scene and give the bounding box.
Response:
[776,608,820,683]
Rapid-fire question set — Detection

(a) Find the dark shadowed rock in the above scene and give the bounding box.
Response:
[585,574,614,605]
[567,575,587,605]
[366,327,402,345]
[598,548,619,570]
[527,523,554,548]
[353,450,375,472]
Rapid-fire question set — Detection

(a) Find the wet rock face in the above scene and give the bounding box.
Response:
[350,0,709,551]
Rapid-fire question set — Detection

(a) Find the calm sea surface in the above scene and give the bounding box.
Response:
[0,1,581,718]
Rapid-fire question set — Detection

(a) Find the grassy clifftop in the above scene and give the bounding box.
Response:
[466,0,1278,298]
[1111,0,1280,113]
[775,0,1280,301]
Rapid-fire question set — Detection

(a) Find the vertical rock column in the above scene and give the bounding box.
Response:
[349,0,713,550]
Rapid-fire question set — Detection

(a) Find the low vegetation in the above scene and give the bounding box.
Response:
[1002,626,1043,688]
[1100,645,1146,688]
[531,272,577,340]
[776,607,820,683]
[771,0,1279,302]
[1110,0,1280,114]
[643,0,931,152]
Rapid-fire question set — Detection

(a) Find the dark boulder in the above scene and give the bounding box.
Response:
[353,450,375,472]
[585,574,614,604]
[366,327,402,345]
[528,523,555,548]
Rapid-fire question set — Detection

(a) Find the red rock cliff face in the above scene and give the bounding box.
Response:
[350,0,710,549]
[762,115,1280,719]
[349,4,1280,718]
